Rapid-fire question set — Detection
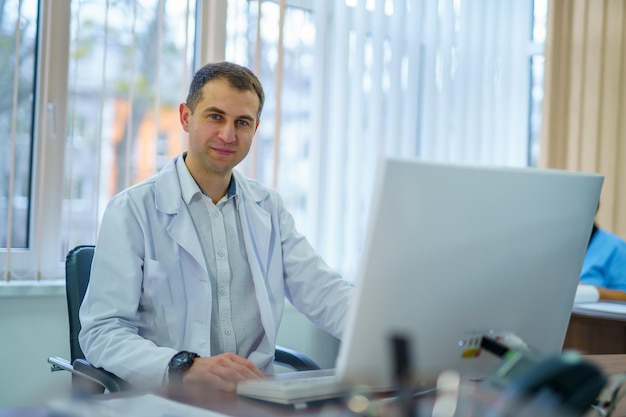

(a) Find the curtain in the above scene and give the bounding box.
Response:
[540,0,626,237]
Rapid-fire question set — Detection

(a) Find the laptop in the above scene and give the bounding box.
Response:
[237,157,603,406]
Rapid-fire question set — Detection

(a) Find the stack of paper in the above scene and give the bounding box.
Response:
[574,302,626,315]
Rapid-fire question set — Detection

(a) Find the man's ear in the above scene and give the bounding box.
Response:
[254,119,260,133]
[179,103,191,132]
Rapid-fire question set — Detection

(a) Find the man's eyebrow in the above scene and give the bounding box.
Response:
[203,106,255,122]
[203,106,226,115]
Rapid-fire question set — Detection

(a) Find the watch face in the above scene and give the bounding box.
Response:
[170,351,198,370]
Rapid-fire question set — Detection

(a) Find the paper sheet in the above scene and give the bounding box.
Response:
[574,301,626,315]
[49,393,229,417]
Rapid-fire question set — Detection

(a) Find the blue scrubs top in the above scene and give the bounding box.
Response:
[580,228,626,291]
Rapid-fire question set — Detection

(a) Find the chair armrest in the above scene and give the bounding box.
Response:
[72,358,130,392]
[274,345,321,371]
[48,356,129,394]
[48,356,74,373]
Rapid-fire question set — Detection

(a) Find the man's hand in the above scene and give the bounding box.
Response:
[182,352,264,392]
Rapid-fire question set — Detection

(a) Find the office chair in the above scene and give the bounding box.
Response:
[48,245,320,395]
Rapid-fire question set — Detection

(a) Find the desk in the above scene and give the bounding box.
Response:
[168,356,626,417]
[564,307,626,354]
[2,355,626,417]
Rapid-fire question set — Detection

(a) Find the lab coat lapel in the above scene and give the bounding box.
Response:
[235,173,276,339]
[167,211,207,275]
[155,158,207,275]
[239,200,271,276]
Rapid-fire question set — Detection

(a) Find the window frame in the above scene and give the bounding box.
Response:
[2,0,70,279]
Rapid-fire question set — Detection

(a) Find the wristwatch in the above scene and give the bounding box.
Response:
[168,350,199,384]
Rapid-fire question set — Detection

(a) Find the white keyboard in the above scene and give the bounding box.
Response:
[236,374,346,405]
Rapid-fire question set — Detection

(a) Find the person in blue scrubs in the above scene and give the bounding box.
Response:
[580,223,626,301]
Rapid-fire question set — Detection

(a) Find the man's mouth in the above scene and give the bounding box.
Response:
[211,147,235,156]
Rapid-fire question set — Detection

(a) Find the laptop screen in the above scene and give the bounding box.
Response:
[335,157,603,389]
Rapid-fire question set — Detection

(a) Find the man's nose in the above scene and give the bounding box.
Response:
[218,123,236,143]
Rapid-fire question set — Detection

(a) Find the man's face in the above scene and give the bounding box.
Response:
[180,78,260,180]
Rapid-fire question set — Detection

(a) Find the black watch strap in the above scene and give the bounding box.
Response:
[168,350,199,384]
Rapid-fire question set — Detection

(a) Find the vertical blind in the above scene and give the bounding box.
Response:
[228,0,536,279]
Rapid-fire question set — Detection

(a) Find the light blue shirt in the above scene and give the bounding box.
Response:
[580,228,626,291]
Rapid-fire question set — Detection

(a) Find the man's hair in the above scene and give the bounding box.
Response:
[186,62,265,119]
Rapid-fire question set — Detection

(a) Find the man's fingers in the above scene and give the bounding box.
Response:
[226,354,264,378]
[182,353,264,391]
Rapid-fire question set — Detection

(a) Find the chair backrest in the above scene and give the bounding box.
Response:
[65,245,96,362]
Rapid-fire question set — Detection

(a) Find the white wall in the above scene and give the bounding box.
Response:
[0,291,339,407]
[0,292,71,407]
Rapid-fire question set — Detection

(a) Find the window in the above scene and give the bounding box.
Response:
[0,1,38,251]
[1,0,199,280]
[1,1,70,280]
[2,0,548,282]
[62,0,196,251]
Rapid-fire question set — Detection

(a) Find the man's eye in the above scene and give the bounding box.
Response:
[237,120,250,127]
[209,114,221,120]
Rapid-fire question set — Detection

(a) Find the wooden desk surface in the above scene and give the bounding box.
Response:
[565,307,626,354]
[2,355,626,417]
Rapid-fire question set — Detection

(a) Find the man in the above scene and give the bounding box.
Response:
[79,62,353,392]
[579,223,626,301]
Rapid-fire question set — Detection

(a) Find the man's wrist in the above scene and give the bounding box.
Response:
[167,351,199,384]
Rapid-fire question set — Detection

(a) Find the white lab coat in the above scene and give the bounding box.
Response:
[78,155,353,388]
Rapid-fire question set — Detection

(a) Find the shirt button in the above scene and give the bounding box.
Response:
[212,212,219,218]
[224,329,231,335]
[219,289,226,297]
[218,251,225,257]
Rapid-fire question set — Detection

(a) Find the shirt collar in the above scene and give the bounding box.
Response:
[176,153,237,204]
[226,174,237,199]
